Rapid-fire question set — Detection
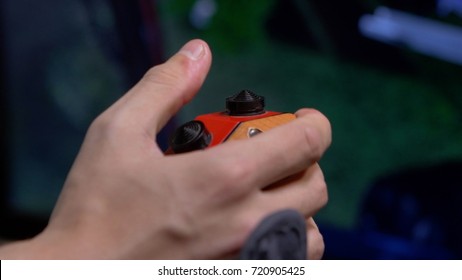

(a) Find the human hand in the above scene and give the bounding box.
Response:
[0,39,331,259]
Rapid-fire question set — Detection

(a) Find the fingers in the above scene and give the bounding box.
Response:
[262,163,328,217]
[306,218,325,259]
[185,109,331,193]
[109,39,212,137]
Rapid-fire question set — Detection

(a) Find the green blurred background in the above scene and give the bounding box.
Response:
[157,0,462,229]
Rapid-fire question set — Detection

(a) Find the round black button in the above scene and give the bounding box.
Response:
[169,120,211,153]
[226,90,265,116]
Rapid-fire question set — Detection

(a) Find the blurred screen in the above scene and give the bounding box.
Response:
[1,0,162,237]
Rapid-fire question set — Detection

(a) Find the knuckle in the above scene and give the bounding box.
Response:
[87,109,132,146]
[309,231,325,259]
[88,112,120,137]
[320,114,332,147]
[313,167,329,208]
[298,111,332,161]
[143,59,189,91]
[301,126,324,162]
[302,109,332,136]
[217,156,255,193]
[88,112,111,136]
[317,180,329,208]
[302,165,328,213]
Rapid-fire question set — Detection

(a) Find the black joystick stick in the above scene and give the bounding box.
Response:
[226,90,265,116]
[169,120,211,154]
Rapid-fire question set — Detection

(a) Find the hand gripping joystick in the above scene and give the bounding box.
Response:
[166,90,306,260]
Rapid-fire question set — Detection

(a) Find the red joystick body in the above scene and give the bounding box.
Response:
[167,90,295,154]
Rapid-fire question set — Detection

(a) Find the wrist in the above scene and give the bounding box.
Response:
[0,227,89,259]
[0,237,47,259]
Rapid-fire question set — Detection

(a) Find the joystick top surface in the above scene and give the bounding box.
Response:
[226,90,265,116]
[169,120,211,154]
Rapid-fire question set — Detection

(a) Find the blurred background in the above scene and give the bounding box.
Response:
[1,0,462,259]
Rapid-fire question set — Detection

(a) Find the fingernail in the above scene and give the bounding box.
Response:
[179,40,205,61]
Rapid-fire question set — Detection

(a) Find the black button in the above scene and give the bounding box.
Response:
[226,90,265,116]
[169,120,211,153]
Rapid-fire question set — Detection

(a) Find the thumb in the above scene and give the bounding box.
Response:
[115,39,212,136]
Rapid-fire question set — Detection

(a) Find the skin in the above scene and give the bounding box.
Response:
[0,39,331,259]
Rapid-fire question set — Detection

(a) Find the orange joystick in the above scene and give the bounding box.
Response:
[166,90,295,154]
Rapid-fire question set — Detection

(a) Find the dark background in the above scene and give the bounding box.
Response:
[1,0,462,259]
